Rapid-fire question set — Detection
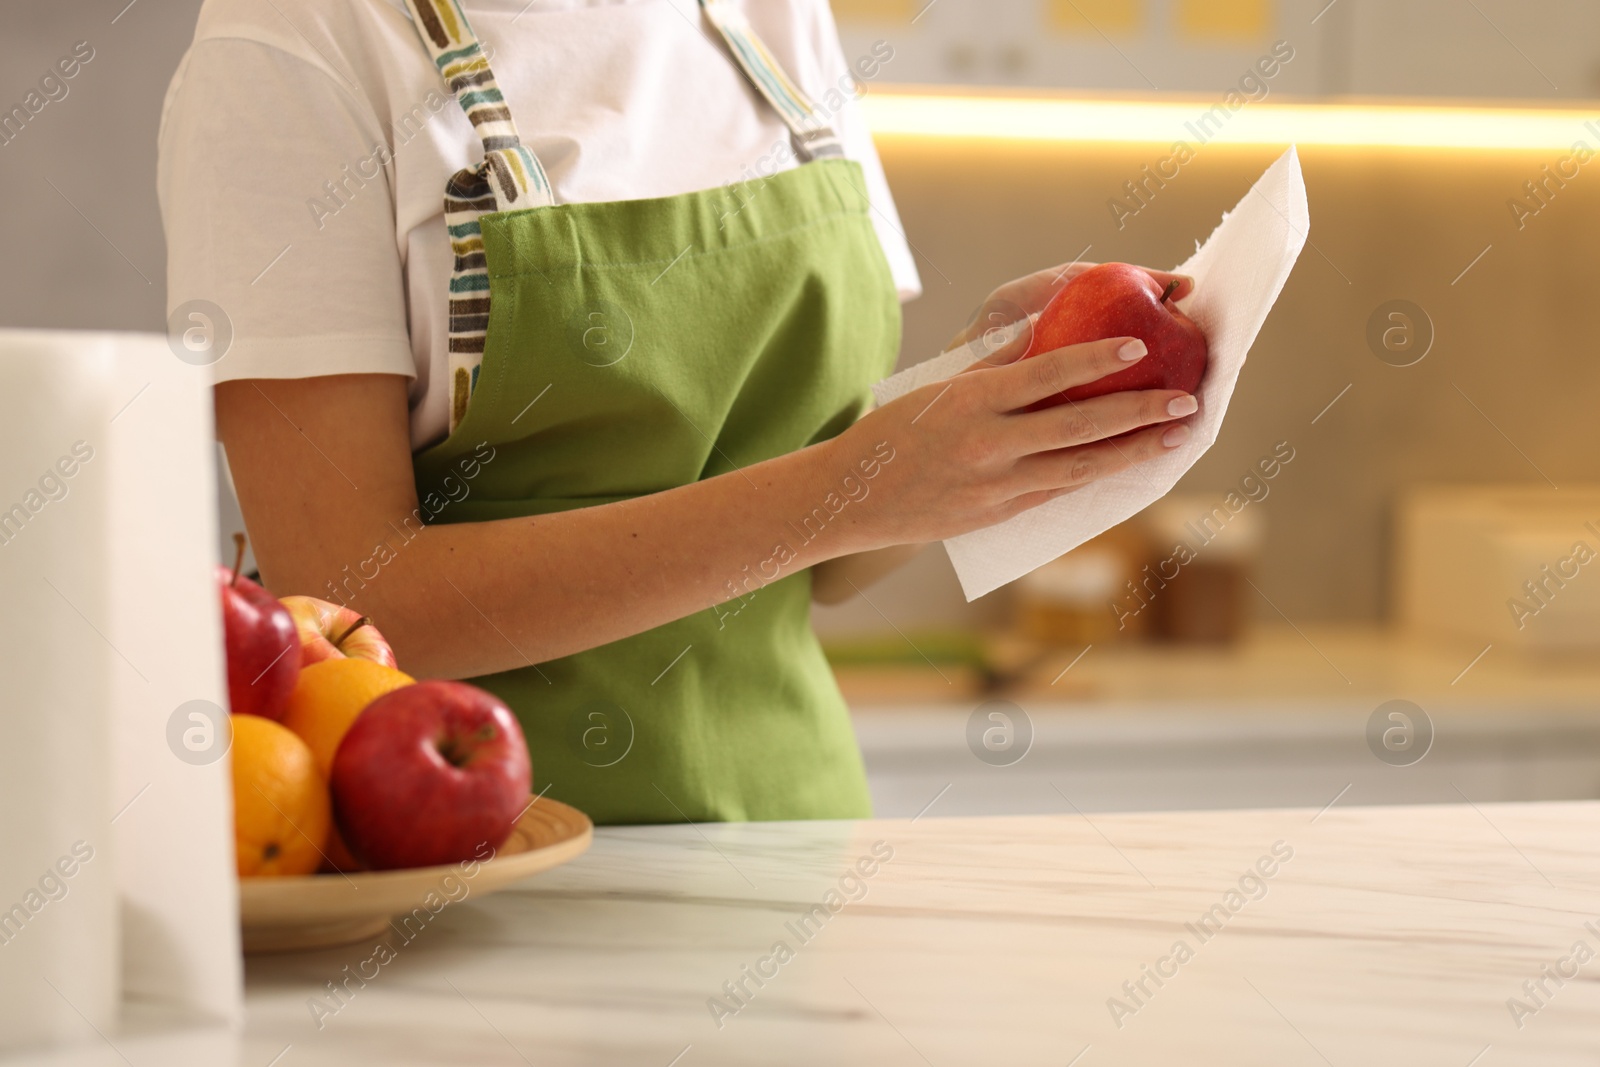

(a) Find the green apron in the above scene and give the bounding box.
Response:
[402,0,900,823]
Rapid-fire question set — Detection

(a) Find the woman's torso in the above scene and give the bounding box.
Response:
[160,0,918,448]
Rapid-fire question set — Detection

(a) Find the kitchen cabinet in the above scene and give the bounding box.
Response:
[838,623,1600,815]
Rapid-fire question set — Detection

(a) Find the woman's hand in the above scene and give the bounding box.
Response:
[809,259,1194,597]
[947,260,1194,362]
[828,328,1197,549]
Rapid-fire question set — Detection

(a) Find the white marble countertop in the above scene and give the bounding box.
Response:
[16,802,1596,1065]
[222,801,1600,1066]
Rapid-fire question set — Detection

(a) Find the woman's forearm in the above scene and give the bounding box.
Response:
[217,374,889,679]
[371,439,888,677]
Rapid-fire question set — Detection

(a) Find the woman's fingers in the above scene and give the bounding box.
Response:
[988,261,1096,312]
[1014,262,1194,309]
[946,262,1096,351]
[1009,420,1192,499]
[1009,389,1197,452]
[981,335,1149,411]
[995,261,1093,308]
[948,264,1195,354]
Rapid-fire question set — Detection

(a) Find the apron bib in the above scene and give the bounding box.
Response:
[403,0,900,823]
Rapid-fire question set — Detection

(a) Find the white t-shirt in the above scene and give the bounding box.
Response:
[158,0,921,451]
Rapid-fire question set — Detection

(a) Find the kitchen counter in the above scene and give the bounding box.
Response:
[228,801,1598,1065]
[830,624,1600,708]
[837,623,1600,818]
[13,802,1595,1065]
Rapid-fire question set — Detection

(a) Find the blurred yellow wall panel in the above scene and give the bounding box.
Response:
[1049,0,1143,36]
[1175,0,1271,39]
[830,0,914,22]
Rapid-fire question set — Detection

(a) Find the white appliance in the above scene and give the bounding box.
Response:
[1397,485,1600,650]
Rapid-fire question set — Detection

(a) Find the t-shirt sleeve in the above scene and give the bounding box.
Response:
[157,37,416,383]
[807,9,923,304]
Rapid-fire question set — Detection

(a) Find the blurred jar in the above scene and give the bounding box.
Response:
[1138,493,1265,644]
[1015,528,1144,645]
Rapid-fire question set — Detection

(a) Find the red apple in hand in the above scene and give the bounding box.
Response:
[280,595,398,669]
[331,681,532,870]
[1022,263,1208,407]
[218,533,300,721]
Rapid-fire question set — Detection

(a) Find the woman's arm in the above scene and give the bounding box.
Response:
[217,329,1194,680]
[219,373,875,678]
[951,261,1194,357]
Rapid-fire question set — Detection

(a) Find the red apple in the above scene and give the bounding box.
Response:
[280,595,398,669]
[330,680,532,871]
[218,533,300,721]
[1022,262,1208,407]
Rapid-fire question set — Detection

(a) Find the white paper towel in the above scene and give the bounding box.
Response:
[0,336,118,1052]
[0,330,242,1061]
[103,334,243,1026]
[873,147,1309,601]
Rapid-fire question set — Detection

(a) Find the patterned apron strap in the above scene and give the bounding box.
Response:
[404,0,843,431]
[404,0,555,431]
[697,0,845,161]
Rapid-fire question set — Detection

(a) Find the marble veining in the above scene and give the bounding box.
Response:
[12,802,1597,1065]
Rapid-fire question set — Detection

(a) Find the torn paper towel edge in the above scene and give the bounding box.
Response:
[872,146,1309,601]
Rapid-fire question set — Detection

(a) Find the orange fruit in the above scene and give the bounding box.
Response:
[230,714,330,878]
[281,659,414,780]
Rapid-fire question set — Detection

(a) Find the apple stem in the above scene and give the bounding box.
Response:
[1159,280,1180,305]
[230,532,247,588]
[331,616,372,650]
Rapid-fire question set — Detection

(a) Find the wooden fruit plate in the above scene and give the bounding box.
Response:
[238,797,592,953]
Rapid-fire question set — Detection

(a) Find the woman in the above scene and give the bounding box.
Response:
[159,0,1196,824]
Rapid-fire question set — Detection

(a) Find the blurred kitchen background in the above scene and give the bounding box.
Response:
[6,0,1600,817]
